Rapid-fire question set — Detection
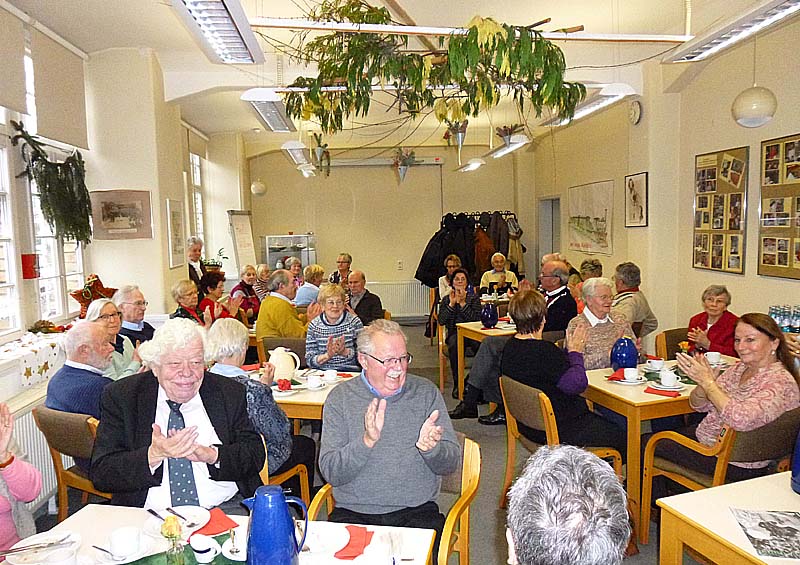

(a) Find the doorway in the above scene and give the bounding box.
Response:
[537,198,561,275]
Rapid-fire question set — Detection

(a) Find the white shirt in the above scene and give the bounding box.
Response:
[269,291,293,304]
[583,306,612,327]
[143,386,238,510]
[63,360,105,375]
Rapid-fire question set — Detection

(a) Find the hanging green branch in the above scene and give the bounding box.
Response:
[283,0,586,134]
[10,121,92,244]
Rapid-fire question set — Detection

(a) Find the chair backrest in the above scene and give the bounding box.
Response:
[542,330,565,344]
[499,377,548,433]
[32,406,96,460]
[655,327,689,360]
[382,309,392,320]
[729,406,800,463]
[631,321,644,338]
[441,432,467,495]
[261,337,307,368]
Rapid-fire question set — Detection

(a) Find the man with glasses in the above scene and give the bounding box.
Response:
[319,320,460,563]
[538,260,578,333]
[114,285,155,344]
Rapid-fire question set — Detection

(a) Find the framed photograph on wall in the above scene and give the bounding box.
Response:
[89,189,153,240]
[167,199,186,268]
[624,172,648,227]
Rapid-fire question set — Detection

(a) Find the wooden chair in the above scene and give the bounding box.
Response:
[640,406,800,544]
[382,309,392,320]
[308,434,482,565]
[259,436,310,505]
[654,327,689,360]
[498,376,622,508]
[437,321,448,393]
[631,321,644,338]
[32,406,111,522]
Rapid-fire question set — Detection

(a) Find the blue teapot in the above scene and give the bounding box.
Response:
[242,485,308,564]
[792,429,800,495]
[610,336,638,371]
[481,302,499,328]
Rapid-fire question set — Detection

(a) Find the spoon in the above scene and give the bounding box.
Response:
[228,528,239,554]
[92,545,126,562]
[166,507,200,528]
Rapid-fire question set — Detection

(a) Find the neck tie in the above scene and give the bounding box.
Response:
[166,400,199,506]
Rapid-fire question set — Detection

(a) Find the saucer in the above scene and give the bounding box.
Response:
[306,382,327,391]
[650,381,685,391]
[611,376,647,385]
[273,389,298,397]
[7,531,82,564]
[222,537,247,561]
[95,536,154,564]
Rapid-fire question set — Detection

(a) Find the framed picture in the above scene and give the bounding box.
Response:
[167,199,186,269]
[624,172,648,227]
[89,190,153,240]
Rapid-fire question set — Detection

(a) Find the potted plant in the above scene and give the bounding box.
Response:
[202,248,228,272]
[495,124,525,145]
[392,148,417,182]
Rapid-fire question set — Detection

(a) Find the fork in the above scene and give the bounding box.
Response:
[166,507,200,528]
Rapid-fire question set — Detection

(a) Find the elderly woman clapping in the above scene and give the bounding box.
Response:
[305,284,363,371]
[687,285,738,358]
[207,319,316,494]
[170,280,212,328]
[86,298,141,379]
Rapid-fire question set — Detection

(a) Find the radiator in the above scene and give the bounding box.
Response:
[366,281,431,317]
[14,403,64,512]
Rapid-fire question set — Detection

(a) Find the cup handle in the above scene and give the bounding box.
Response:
[286,496,308,552]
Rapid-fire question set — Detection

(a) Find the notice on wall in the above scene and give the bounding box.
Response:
[568,180,613,255]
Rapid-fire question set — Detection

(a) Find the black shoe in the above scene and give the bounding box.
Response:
[452,383,460,399]
[478,409,506,426]
[448,402,478,419]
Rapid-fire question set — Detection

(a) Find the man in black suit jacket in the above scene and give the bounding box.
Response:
[539,260,577,333]
[348,270,384,325]
[187,236,208,301]
[90,318,264,509]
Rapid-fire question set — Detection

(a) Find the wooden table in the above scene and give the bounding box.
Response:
[658,472,798,564]
[584,361,696,542]
[455,321,515,399]
[47,503,435,564]
[274,372,359,434]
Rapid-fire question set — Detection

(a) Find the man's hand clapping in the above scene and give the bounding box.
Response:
[363,398,386,448]
[147,423,199,466]
[416,410,443,452]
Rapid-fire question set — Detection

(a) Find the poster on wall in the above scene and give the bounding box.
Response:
[568,180,613,255]
[692,147,748,274]
[166,199,185,268]
[759,133,800,280]
[624,172,648,227]
[89,190,153,240]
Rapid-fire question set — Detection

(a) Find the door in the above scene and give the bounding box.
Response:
[538,198,561,275]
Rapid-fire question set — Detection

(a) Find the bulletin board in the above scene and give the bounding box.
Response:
[692,146,748,274]
[758,133,800,279]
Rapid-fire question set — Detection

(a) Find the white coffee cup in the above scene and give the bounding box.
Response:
[705,351,722,364]
[647,359,665,370]
[659,370,678,387]
[307,373,322,389]
[45,548,77,565]
[323,369,338,382]
[190,534,222,564]
[109,526,140,559]
[623,368,639,382]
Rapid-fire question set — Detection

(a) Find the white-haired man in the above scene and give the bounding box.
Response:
[507,445,630,565]
[91,318,264,511]
[113,285,155,344]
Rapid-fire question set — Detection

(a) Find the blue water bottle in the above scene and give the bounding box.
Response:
[610,336,638,371]
[792,429,800,495]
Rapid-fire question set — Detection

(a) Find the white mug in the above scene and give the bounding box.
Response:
[647,359,665,370]
[323,369,338,382]
[660,370,678,387]
[190,534,222,564]
[109,526,140,559]
[307,373,322,389]
[45,548,77,565]
[705,351,722,364]
[623,368,639,382]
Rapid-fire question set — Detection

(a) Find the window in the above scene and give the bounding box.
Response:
[189,152,205,242]
[0,147,20,333]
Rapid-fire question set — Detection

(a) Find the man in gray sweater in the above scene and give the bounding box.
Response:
[319,320,460,563]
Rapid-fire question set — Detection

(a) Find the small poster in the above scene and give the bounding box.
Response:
[731,508,800,560]
[711,194,726,230]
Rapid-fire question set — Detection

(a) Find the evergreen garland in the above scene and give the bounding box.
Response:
[10,121,92,244]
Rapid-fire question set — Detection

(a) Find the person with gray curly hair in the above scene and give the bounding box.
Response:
[86,298,142,380]
[506,445,630,565]
[611,262,658,338]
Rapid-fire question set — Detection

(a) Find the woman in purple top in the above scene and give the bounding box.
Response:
[231,264,260,325]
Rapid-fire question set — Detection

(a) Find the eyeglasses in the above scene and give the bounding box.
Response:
[98,312,122,321]
[364,353,413,366]
[123,301,148,308]
[538,274,558,279]
[446,264,459,269]
[325,299,344,306]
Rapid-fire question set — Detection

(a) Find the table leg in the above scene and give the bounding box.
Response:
[626,411,643,543]
[659,510,684,565]
[457,329,466,400]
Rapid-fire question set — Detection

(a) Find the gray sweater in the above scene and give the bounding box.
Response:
[319,373,460,514]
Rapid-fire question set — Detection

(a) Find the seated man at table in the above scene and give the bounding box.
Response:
[255,269,322,339]
[319,320,460,564]
[90,318,265,512]
[113,285,155,344]
[348,270,384,326]
[506,445,630,565]
[479,253,519,295]
[611,262,658,338]
[538,260,578,333]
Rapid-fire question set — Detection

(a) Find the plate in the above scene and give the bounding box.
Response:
[221,531,247,562]
[273,389,299,397]
[650,381,686,391]
[610,376,647,385]
[7,531,82,564]
[95,536,155,564]
[144,506,211,540]
[306,382,327,391]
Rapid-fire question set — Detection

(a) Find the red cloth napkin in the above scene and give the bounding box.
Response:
[334,525,374,560]
[645,355,662,361]
[644,386,680,398]
[241,363,261,371]
[191,508,238,538]
[607,369,625,381]
[498,316,511,322]
[337,372,354,378]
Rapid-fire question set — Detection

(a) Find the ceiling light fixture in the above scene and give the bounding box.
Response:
[539,94,627,127]
[250,179,267,195]
[665,0,800,63]
[281,141,310,166]
[171,0,265,64]
[297,164,317,178]
[241,89,296,132]
[457,158,486,172]
[732,37,777,128]
[484,134,530,159]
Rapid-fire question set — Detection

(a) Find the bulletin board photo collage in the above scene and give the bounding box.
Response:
[759,133,800,280]
[693,147,748,274]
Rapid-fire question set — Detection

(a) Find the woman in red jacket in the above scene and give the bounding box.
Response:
[688,285,738,358]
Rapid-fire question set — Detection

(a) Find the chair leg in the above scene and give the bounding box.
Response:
[461,508,470,565]
[640,466,655,545]
[81,491,89,505]
[499,434,516,508]
[57,482,69,523]
[299,466,310,506]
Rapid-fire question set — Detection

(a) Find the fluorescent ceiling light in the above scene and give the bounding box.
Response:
[484,135,530,159]
[665,0,800,62]
[539,94,626,127]
[457,158,486,172]
[281,141,310,166]
[241,89,296,132]
[171,0,265,64]
[297,164,316,178]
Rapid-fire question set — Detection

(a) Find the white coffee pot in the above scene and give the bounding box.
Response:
[269,347,300,379]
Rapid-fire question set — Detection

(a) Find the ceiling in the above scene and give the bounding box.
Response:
[6,0,765,154]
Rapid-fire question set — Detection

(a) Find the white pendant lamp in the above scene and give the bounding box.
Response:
[250,179,267,195]
[732,37,777,128]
